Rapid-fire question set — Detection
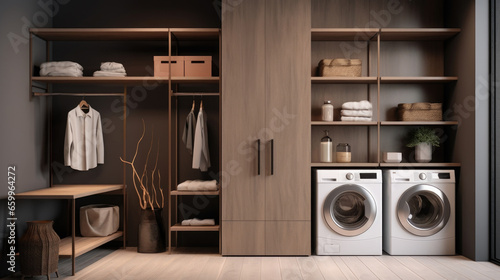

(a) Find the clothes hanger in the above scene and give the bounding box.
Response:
[79,96,89,110]
[200,96,203,110]
[191,99,195,111]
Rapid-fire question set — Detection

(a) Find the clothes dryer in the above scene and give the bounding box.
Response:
[383,169,455,255]
[316,169,382,255]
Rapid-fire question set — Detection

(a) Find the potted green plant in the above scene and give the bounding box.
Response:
[406,127,440,163]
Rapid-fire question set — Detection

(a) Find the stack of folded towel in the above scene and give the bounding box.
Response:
[177,180,218,191]
[93,62,127,77]
[341,100,373,121]
[181,218,215,226]
[40,61,83,77]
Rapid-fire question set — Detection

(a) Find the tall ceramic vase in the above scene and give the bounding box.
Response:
[138,208,166,253]
[415,142,432,163]
[19,220,60,279]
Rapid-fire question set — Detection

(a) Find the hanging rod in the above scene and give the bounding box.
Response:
[33,92,125,97]
[171,92,220,97]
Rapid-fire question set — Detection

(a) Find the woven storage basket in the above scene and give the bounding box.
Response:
[80,204,119,237]
[398,103,442,121]
[318,58,362,77]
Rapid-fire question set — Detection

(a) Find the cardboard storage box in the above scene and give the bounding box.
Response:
[154,56,184,77]
[184,56,212,77]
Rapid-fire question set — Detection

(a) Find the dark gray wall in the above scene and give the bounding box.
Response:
[0,0,67,277]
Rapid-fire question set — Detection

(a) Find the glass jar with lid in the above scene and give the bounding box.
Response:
[336,143,351,163]
[321,100,334,121]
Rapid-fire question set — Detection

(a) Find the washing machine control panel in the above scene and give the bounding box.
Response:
[346,173,354,180]
[419,173,427,180]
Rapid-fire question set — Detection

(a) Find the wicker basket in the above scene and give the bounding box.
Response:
[398,103,442,121]
[318,58,362,77]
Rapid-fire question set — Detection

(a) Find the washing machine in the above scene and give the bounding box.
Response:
[383,169,455,255]
[316,169,382,255]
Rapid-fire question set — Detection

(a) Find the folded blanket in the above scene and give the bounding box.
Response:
[341,116,372,121]
[181,218,215,226]
[100,62,125,71]
[177,180,218,191]
[342,100,372,110]
[40,66,83,77]
[41,61,83,70]
[341,109,373,117]
[93,71,127,77]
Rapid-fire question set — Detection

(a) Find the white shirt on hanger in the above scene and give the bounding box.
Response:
[192,107,210,172]
[64,105,104,171]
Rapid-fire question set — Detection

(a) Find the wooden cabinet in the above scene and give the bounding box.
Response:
[222,0,311,255]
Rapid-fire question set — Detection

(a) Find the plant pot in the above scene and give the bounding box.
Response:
[19,220,60,278]
[138,208,166,253]
[415,142,432,163]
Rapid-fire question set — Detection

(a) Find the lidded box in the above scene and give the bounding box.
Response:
[154,56,184,77]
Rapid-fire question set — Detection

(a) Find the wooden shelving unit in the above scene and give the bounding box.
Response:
[59,231,123,257]
[311,27,461,167]
[167,28,222,254]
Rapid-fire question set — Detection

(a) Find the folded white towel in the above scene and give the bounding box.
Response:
[342,100,372,110]
[341,116,372,121]
[181,218,215,226]
[177,180,218,191]
[41,61,83,70]
[93,71,127,77]
[40,66,83,77]
[341,109,373,117]
[100,62,125,71]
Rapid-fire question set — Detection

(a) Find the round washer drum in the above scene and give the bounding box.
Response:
[323,184,377,237]
[397,184,451,237]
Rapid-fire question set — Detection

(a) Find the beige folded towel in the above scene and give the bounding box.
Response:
[181,218,215,226]
[342,100,372,110]
[341,109,373,117]
[177,180,218,191]
[341,116,372,121]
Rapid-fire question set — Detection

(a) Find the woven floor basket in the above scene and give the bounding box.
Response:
[398,103,442,121]
[19,220,60,278]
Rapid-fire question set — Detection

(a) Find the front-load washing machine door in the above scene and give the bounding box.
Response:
[397,184,450,236]
[323,184,377,237]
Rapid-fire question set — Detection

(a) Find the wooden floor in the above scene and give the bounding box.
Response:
[6,248,500,280]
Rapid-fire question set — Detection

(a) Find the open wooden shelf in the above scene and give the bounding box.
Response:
[379,28,461,41]
[380,162,461,167]
[311,77,377,84]
[381,121,458,126]
[32,76,219,85]
[170,190,220,196]
[170,224,220,232]
[311,162,379,167]
[311,28,379,41]
[59,231,123,258]
[171,92,220,97]
[16,184,125,199]
[380,76,458,84]
[31,28,220,41]
[311,121,377,126]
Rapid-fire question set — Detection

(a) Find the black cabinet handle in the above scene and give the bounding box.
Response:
[257,139,261,175]
[271,139,274,175]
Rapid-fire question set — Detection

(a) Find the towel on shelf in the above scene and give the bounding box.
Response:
[342,100,372,110]
[40,68,83,77]
[100,62,125,71]
[181,218,215,226]
[341,116,373,121]
[341,109,373,118]
[93,71,127,77]
[177,180,218,191]
[41,61,83,70]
